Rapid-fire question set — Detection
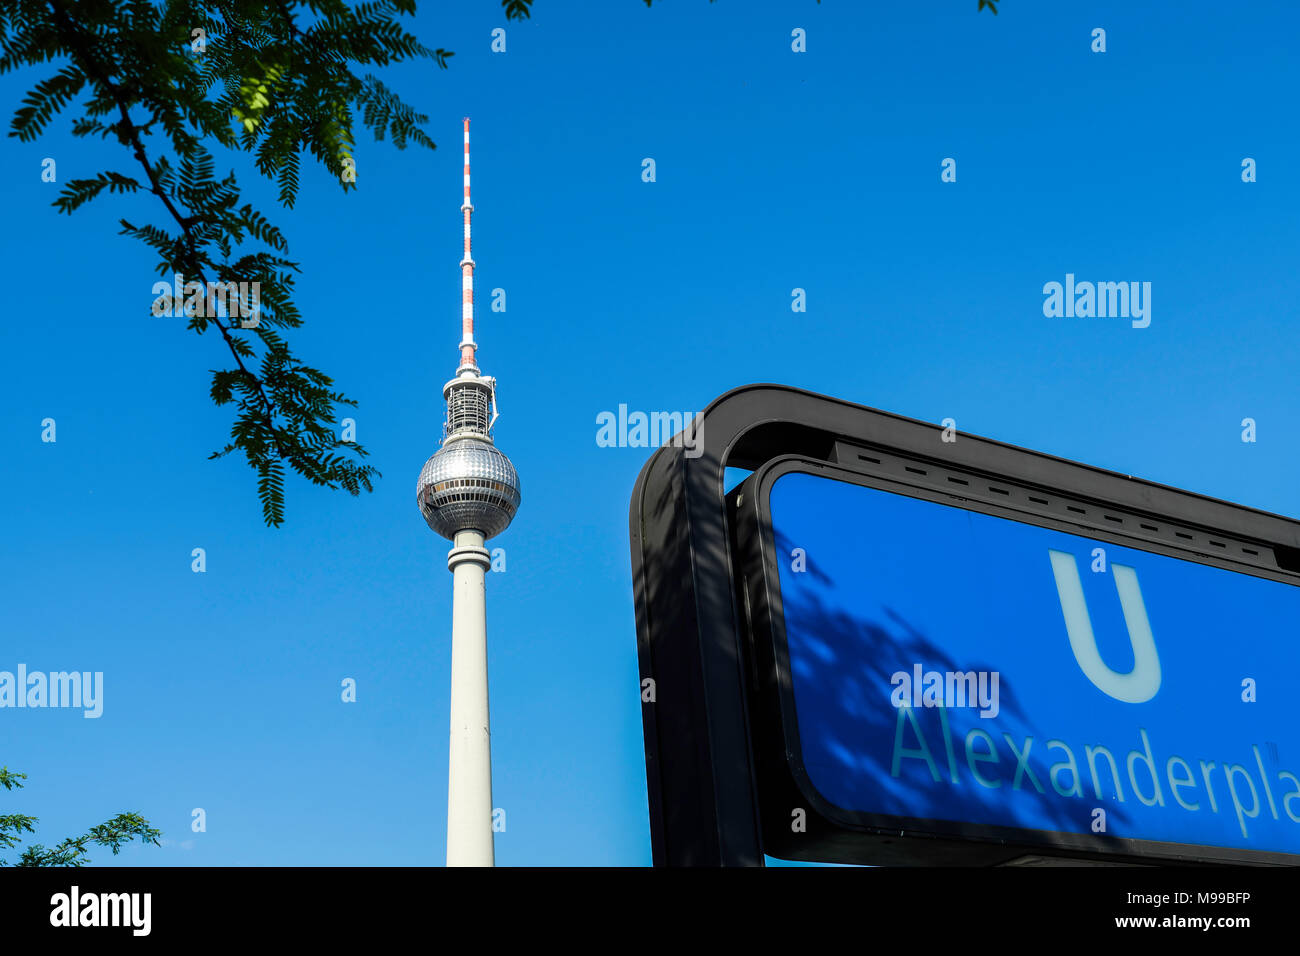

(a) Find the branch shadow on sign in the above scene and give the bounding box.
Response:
[771,526,1135,848]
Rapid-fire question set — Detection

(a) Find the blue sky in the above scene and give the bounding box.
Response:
[1,0,1297,866]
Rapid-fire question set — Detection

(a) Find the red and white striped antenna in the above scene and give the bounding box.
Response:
[459,116,477,374]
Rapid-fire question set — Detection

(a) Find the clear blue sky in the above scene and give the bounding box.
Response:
[1,0,1297,866]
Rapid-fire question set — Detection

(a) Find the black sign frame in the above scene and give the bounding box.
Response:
[628,384,1300,866]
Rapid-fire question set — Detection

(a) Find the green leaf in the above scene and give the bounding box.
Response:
[11,66,84,141]
[53,171,140,215]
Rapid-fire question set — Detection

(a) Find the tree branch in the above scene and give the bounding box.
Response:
[46,0,289,459]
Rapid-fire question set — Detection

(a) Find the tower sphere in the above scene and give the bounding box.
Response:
[416,437,520,541]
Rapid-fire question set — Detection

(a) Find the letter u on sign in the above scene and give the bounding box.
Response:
[1048,549,1161,703]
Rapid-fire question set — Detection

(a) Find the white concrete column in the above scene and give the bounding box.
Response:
[445,529,494,867]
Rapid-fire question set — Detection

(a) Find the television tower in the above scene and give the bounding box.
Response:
[416,117,521,867]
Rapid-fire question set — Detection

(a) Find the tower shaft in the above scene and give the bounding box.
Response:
[446,529,494,866]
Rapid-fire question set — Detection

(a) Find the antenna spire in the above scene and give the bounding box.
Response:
[459,117,477,374]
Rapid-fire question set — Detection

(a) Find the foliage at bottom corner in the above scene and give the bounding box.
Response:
[0,765,161,867]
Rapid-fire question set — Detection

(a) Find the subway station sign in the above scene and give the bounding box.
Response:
[629,385,1300,866]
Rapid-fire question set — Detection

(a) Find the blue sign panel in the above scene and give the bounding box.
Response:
[769,470,1300,858]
